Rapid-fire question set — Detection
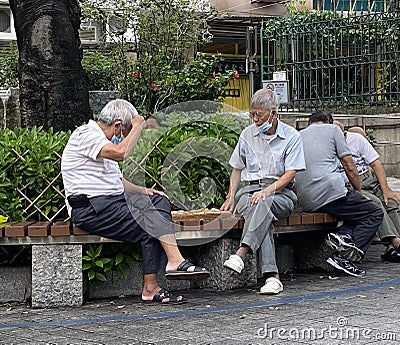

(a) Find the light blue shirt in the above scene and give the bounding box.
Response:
[229,120,306,181]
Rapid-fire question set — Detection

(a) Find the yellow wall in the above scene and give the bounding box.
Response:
[223,76,250,111]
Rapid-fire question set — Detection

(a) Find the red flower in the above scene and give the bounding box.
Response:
[132,71,139,78]
[150,82,158,91]
[233,71,240,79]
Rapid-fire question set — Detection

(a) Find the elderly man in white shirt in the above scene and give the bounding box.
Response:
[220,89,305,295]
[61,99,209,305]
[334,120,400,262]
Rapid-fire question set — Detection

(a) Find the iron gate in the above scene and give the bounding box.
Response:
[260,5,400,112]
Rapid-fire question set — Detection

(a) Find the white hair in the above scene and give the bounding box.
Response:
[250,89,279,111]
[99,99,138,129]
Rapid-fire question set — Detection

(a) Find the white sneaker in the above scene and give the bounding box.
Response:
[260,277,283,295]
[223,254,244,274]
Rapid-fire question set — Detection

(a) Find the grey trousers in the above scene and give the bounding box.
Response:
[235,184,297,275]
[361,171,400,241]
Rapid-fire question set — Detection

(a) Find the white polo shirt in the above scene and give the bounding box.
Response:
[337,132,379,181]
[61,120,124,198]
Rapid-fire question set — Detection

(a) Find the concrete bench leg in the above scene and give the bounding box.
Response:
[31,244,83,308]
[187,238,257,290]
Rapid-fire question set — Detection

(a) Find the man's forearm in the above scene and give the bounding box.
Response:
[370,160,390,192]
[341,155,361,191]
[122,178,146,194]
[227,169,241,199]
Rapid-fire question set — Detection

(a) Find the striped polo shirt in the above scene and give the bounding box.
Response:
[61,120,124,199]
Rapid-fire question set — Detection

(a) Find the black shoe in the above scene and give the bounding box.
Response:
[326,253,366,277]
[381,248,400,263]
[326,233,364,262]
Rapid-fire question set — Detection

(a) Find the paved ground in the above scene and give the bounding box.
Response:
[0,244,399,345]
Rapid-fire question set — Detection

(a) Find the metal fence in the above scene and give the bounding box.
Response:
[260,7,400,112]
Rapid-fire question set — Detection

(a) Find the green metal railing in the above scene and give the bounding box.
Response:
[260,7,400,112]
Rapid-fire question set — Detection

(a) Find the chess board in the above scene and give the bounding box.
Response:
[171,208,232,221]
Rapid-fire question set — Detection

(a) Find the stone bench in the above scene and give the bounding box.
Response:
[0,212,337,307]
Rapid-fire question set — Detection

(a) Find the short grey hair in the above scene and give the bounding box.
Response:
[250,89,279,111]
[99,99,138,129]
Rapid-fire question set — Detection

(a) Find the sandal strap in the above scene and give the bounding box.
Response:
[152,288,172,302]
[177,259,205,272]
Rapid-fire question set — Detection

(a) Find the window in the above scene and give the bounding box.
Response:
[79,23,100,44]
[0,6,16,41]
[313,0,391,12]
[224,89,241,97]
[0,8,10,33]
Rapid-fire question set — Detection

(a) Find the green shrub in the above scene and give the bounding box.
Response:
[0,126,70,221]
[0,42,19,88]
[81,51,118,91]
[83,243,142,282]
[123,110,250,210]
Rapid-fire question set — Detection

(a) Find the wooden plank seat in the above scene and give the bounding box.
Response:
[0,211,337,246]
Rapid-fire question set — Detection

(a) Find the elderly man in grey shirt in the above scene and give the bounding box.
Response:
[295,111,383,277]
[220,89,305,295]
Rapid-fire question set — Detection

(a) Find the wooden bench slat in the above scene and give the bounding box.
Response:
[5,221,35,237]
[219,218,240,231]
[288,214,302,225]
[274,218,288,226]
[0,212,337,245]
[173,222,182,232]
[324,213,336,223]
[72,225,91,235]
[181,219,201,231]
[0,222,12,237]
[203,218,221,231]
[51,221,71,236]
[301,213,314,225]
[28,222,51,237]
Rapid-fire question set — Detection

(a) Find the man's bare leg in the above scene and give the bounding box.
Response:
[141,273,183,302]
[158,233,194,271]
[235,244,280,280]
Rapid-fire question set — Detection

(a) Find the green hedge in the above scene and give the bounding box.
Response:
[125,110,248,210]
[0,127,70,221]
[1,112,249,221]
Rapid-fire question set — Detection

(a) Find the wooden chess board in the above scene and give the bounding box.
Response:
[171,208,232,222]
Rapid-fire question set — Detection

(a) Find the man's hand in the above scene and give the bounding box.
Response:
[220,196,235,212]
[220,169,242,212]
[144,187,167,197]
[131,115,146,130]
[250,183,276,206]
[382,189,400,205]
[370,159,400,205]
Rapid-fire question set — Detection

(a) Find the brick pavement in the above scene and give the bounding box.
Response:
[0,244,399,345]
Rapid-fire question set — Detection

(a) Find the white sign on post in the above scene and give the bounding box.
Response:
[273,71,287,81]
[262,80,289,104]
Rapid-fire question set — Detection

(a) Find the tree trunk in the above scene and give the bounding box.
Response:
[9,0,92,132]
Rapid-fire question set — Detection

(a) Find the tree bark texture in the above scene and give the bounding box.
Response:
[9,0,92,132]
